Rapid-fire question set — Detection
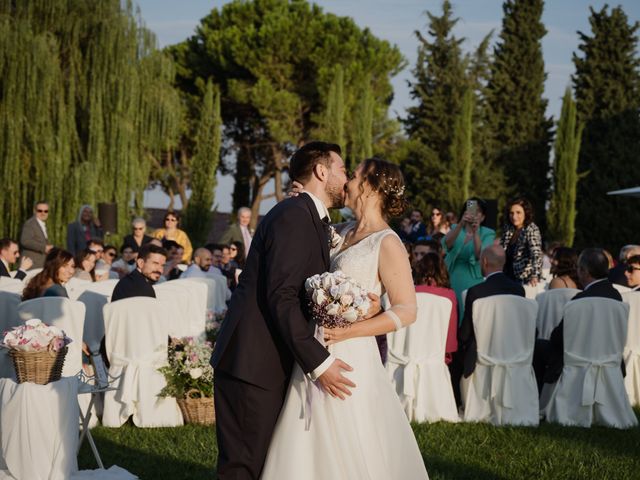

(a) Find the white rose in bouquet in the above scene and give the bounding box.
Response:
[189,368,203,379]
[342,307,358,323]
[312,289,327,305]
[339,294,353,306]
[326,302,341,316]
[322,274,334,290]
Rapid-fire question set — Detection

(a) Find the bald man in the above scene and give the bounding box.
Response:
[458,245,525,379]
[182,247,215,279]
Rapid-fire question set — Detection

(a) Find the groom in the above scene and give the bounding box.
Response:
[211,141,356,479]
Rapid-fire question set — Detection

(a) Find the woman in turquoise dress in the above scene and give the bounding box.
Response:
[442,197,495,323]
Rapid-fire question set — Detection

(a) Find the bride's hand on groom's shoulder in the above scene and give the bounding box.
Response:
[287,180,304,197]
[364,293,381,319]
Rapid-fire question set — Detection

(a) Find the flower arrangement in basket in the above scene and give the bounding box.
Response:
[205,309,227,344]
[159,336,215,425]
[305,270,371,329]
[1,319,72,385]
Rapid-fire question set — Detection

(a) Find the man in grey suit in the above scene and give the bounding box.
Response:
[219,207,253,258]
[20,201,53,269]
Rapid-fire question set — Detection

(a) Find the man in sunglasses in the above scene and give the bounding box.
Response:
[19,200,53,269]
[625,255,640,291]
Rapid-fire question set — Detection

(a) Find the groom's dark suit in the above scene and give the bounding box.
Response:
[211,193,331,479]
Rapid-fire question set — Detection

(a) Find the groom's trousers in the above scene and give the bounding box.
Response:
[215,370,288,480]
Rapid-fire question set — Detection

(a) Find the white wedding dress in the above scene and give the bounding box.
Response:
[261,227,428,480]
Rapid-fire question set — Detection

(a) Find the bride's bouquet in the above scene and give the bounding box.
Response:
[305,270,371,328]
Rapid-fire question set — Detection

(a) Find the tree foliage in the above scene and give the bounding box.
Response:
[169,0,404,223]
[572,5,640,252]
[184,80,222,245]
[547,88,584,247]
[485,0,553,228]
[0,0,183,244]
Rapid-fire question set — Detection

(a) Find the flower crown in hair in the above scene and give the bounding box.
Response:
[374,172,405,198]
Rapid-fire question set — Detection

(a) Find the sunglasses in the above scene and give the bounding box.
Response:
[37,209,49,213]
[106,252,116,258]
[626,265,640,273]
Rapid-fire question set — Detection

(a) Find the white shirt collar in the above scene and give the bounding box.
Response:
[584,278,607,291]
[484,271,503,280]
[303,191,330,221]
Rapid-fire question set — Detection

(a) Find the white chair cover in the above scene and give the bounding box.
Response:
[524,282,547,300]
[535,288,580,340]
[17,297,85,378]
[77,291,109,354]
[85,279,118,298]
[544,298,637,428]
[0,377,79,480]
[65,277,93,301]
[102,297,182,427]
[463,295,539,426]
[154,280,208,338]
[187,276,229,314]
[387,292,459,422]
[622,292,640,406]
[20,267,42,285]
[0,278,24,296]
[0,293,21,379]
[613,283,632,294]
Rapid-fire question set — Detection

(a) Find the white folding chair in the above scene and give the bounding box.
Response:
[102,297,183,427]
[544,298,637,428]
[17,297,85,378]
[387,292,459,422]
[613,284,632,294]
[0,277,25,295]
[622,292,640,407]
[462,295,539,426]
[154,279,208,338]
[0,292,21,378]
[64,277,93,301]
[535,288,580,340]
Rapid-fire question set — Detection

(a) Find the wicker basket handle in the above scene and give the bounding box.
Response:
[185,388,204,399]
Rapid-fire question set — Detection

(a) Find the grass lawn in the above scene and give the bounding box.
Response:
[79,411,640,480]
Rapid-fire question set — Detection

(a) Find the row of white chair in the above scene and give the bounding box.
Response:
[387,292,640,429]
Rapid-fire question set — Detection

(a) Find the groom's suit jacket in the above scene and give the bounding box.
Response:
[211,194,331,390]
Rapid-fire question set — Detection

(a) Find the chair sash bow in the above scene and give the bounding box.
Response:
[476,353,531,408]
[109,348,167,404]
[564,351,620,407]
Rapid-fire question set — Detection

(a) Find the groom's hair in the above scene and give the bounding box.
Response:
[289,141,341,184]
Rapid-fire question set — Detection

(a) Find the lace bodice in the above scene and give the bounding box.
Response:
[330,223,398,296]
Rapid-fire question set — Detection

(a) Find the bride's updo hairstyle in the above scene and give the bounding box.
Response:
[359,158,408,217]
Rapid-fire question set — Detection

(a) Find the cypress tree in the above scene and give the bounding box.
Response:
[184,80,222,245]
[486,0,553,228]
[572,5,640,252]
[445,88,474,209]
[547,88,584,247]
[403,0,467,212]
[351,79,374,165]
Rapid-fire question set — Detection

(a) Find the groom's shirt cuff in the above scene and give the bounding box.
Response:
[309,355,334,381]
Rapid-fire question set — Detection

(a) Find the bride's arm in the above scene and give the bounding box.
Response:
[324,234,416,345]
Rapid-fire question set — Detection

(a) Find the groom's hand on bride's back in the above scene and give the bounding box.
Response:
[318,359,355,400]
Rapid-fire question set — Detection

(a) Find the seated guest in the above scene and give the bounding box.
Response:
[414,252,458,365]
[152,212,192,263]
[0,238,32,280]
[67,204,103,255]
[22,248,75,300]
[229,241,245,270]
[161,240,184,281]
[400,209,427,243]
[411,238,442,269]
[534,248,624,389]
[182,248,214,279]
[205,243,224,276]
[73,248,97,281]
[103,245,117,264]
[625,255,640,291]
[548,247,580,289]
[122,217,153,253]
[111,244,167,301]
[87,238,110,280]
[609,244,640,287]
[111,245,137,278]
[459,245,525,380]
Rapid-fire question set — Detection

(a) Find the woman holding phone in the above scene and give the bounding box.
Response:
[442,197,495,321]
[500,197,543,287]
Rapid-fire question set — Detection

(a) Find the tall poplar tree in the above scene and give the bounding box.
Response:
[486,0,552,228]
[572,5,640,252]
[547,88,584,247]
[184,80,222,245]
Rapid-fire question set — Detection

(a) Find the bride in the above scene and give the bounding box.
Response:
[261,158,429,479]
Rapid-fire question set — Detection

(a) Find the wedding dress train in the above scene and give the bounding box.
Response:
[261,228,428,479]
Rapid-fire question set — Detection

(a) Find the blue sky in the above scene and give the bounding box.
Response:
[135,1,639,212]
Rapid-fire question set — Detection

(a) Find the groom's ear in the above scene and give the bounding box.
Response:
[312,163,327,182]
